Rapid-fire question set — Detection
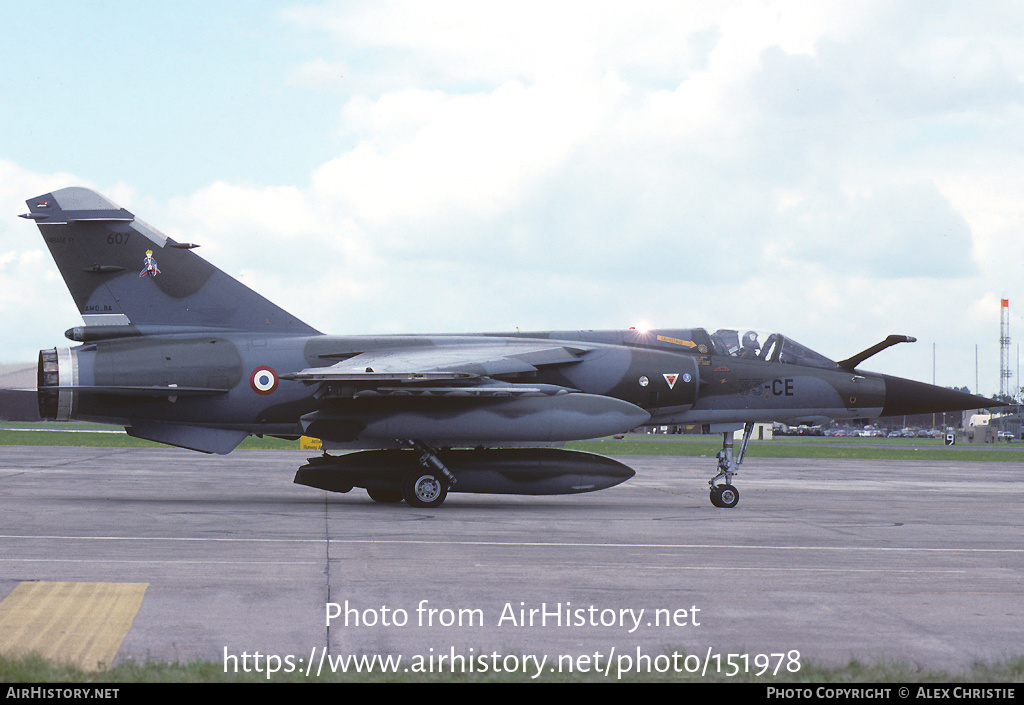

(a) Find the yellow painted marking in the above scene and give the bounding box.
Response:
[0,581,147,671]
[656,335,696,348]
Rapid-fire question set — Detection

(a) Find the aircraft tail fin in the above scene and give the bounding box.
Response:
[23,187,319,335]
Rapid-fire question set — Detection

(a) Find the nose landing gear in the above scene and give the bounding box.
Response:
[708,423,752,508]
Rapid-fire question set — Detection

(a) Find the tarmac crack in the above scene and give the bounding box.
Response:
[322,493,332,653]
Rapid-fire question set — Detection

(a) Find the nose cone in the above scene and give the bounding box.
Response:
[880,375,1001,417]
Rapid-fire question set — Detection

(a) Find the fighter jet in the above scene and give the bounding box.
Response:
[22,187,996,508]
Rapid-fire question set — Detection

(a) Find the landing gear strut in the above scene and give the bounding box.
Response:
[399,440,456,508]
[709,423,753,508]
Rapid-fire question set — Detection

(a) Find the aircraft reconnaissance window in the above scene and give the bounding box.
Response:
[710,329,836,369]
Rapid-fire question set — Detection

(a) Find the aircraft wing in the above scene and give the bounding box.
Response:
[282,342,591,385]
[284,341,652,445]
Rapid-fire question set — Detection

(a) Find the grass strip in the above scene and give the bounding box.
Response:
[3,428,1024,460]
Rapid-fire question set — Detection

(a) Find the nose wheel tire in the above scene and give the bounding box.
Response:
[402,471,449,508]
[710,484,739,508]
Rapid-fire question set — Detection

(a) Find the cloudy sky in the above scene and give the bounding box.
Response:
[2,0,1023,394]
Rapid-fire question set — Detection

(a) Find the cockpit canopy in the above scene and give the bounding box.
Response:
[708,329,837,369]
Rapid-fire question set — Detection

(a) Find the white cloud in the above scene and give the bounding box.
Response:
[311,79,617,232]
[0,162,95,360]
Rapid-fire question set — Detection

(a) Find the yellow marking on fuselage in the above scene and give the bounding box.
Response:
[0,582,147,671]
[656,335,697,348]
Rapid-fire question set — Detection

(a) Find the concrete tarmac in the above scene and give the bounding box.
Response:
[0,445,1020,679]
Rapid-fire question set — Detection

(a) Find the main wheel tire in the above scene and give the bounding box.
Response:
[401,471,448,508]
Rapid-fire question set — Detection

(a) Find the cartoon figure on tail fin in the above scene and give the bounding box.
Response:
[140,250,160,277]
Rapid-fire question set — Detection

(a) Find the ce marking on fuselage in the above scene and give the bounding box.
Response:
[739,378,795,397]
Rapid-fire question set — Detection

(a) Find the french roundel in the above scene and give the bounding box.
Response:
[250,366,279,395]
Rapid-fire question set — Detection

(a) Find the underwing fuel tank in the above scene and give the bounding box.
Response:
[294,448,636,496]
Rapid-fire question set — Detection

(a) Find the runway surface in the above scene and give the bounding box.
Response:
[0,445,1020,679]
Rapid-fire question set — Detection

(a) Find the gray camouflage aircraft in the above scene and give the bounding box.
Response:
[22,187,996,508]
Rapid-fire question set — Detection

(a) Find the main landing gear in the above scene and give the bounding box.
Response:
[708,423,753,508]
[396,440,456,508]
[361,441,454,507]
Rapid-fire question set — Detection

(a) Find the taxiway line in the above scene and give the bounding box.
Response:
[0,534,1021,553]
